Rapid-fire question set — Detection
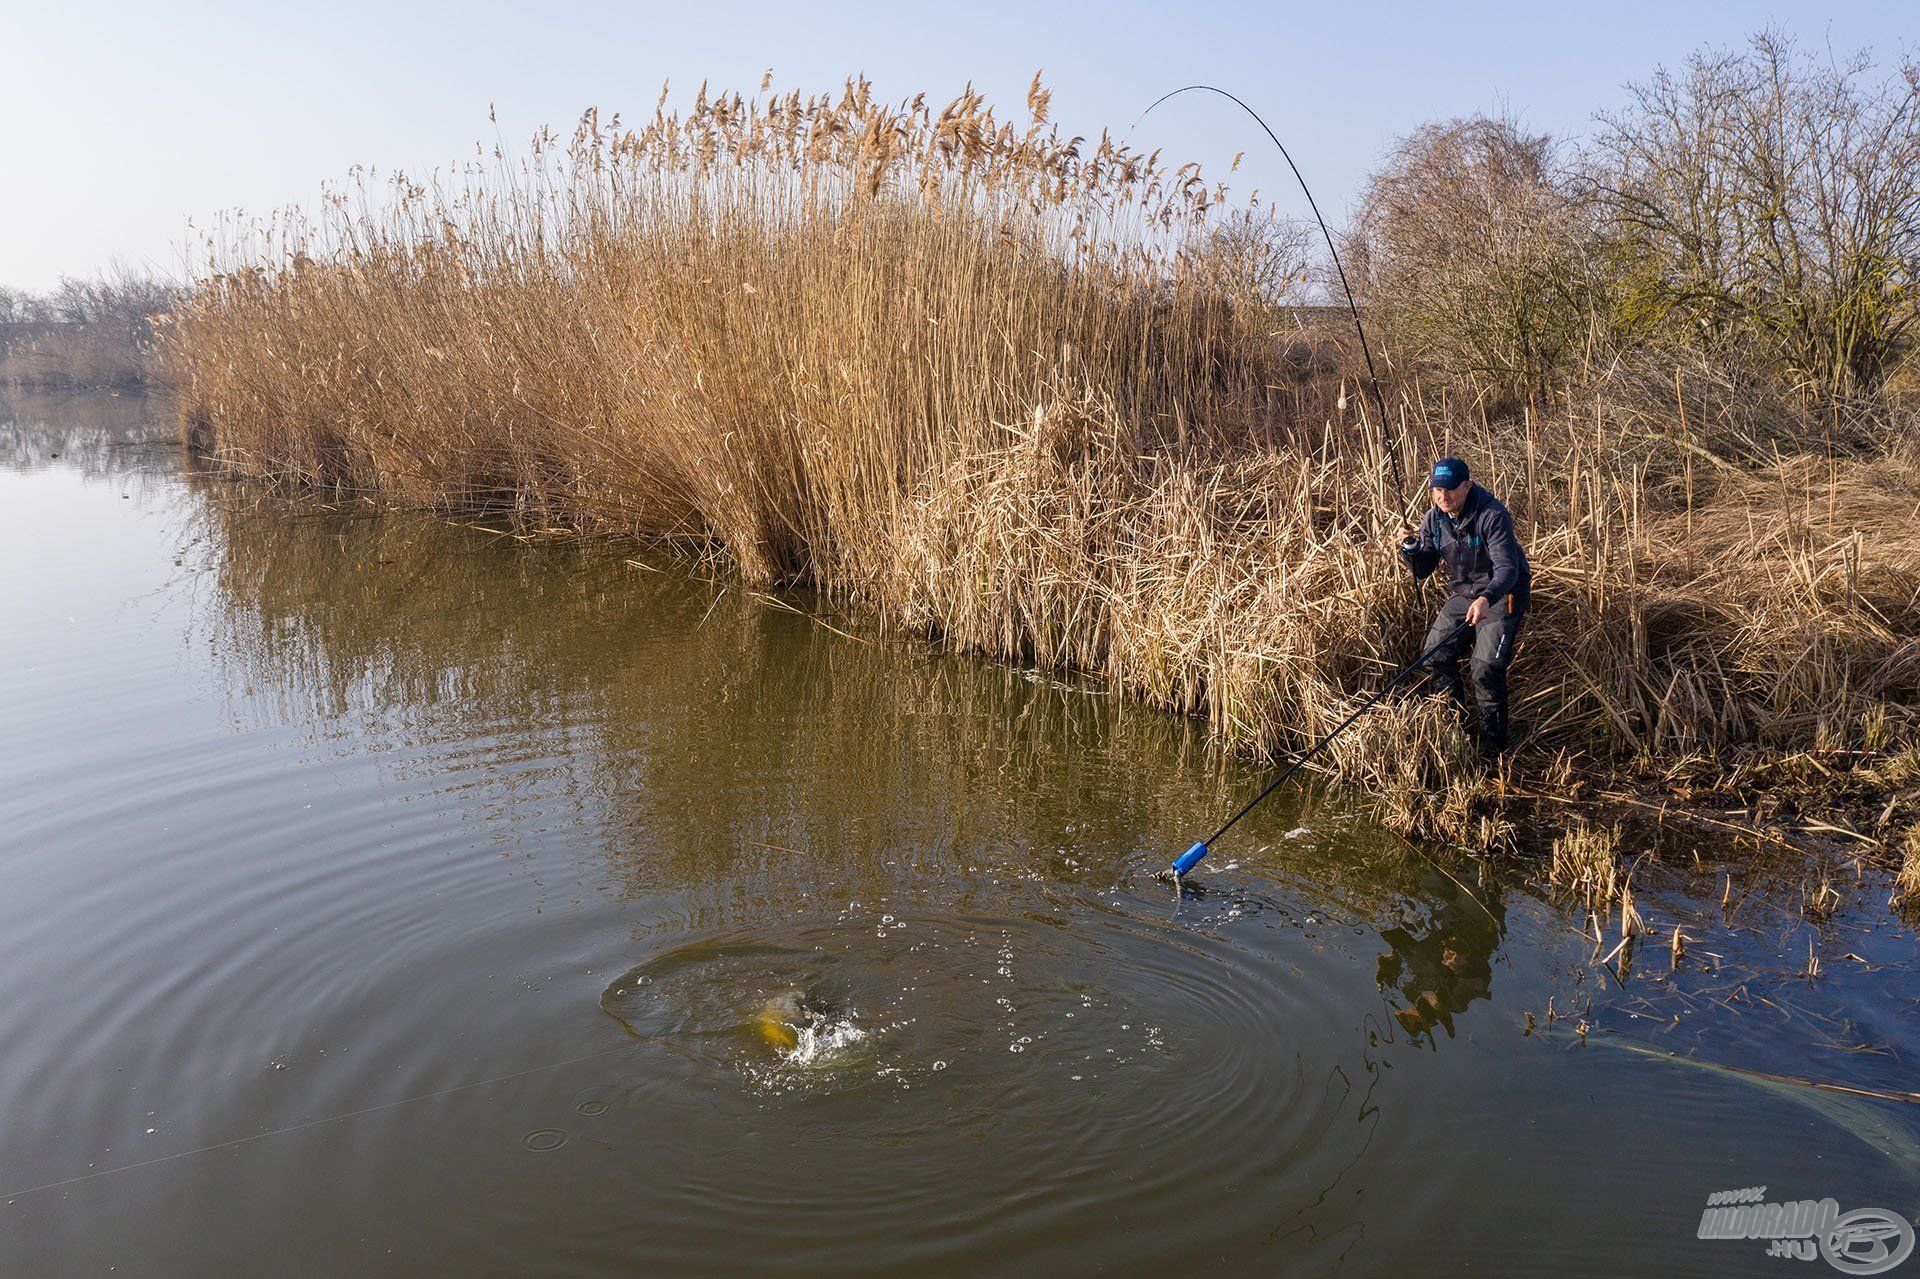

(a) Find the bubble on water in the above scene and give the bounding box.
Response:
[932,1060,947,1071]
[1018,1036,1031,1044]
[1009,1043,1024,1053]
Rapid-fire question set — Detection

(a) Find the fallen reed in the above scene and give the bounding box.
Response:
[161,77,1920,855]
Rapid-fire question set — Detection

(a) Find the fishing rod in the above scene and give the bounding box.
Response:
[1135,84,1410,506]
[1169,618,1470,879]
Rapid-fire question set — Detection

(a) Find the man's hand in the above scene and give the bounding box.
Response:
[1466,596,1492,626]
[1396,522,1418,552]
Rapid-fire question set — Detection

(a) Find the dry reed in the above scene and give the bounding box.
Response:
[1549,820,1622,908]
[1897,827,1920,906]
[159,77,1920,853]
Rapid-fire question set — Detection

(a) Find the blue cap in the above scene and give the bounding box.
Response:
[1429,457,1470,489]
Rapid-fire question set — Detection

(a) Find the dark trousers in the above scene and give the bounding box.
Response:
[1421,593,1524,746]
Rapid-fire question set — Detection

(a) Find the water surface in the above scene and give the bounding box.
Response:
[3,392,1916,1276]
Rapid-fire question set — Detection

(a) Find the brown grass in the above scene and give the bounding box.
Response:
[1549,819,1621,907]
[158,77,1920,851]
[1897,827,1920,906]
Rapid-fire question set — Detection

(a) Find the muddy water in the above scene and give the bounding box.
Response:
[2,392,1916,1277]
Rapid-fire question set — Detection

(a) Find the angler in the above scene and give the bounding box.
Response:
[1397,457,1532,755]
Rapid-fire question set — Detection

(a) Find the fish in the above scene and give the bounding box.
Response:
[753,990,806,1052]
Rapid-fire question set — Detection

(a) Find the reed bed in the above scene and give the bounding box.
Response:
[161,78,1920,855]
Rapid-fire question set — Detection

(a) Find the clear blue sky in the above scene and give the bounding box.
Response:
[1,0,1910,290]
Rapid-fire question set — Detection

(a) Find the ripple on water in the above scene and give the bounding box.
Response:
[591,902,1379,1263]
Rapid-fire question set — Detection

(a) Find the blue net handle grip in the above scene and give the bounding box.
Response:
[1172,842,1210,877]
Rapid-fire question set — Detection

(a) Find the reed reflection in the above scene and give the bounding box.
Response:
[192,472,1496,1011]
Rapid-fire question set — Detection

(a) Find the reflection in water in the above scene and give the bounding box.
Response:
[190,476,1310,909]
[0,388,170,476]
[1375,866,1506,1043]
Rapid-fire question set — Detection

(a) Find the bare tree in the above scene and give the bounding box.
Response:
[1201,210,1317,311]
[1592,30,1920,398]
[0,266,178,387]
[1352,113,1590,411]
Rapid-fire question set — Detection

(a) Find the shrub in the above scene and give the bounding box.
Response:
[1591,30,1920,399]
[1351,113,1592,413]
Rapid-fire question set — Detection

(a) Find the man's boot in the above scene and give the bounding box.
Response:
[1471,645,1513,759]
[1476,706,1508,758]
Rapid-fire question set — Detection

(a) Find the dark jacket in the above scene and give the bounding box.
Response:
[1402,484,1531,610]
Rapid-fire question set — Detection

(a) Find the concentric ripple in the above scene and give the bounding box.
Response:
[588,895,1381,1268]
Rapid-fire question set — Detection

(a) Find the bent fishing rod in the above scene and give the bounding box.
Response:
[1134,83,1411,508]
[1169,618,1470,878]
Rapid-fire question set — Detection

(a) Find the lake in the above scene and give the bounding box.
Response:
[3,391,1915,1276]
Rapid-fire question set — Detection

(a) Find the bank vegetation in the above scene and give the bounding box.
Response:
[159,35,1920,896]
[1,272,175,388]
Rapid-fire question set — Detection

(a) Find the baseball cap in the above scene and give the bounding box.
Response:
[1428,457,1470,489]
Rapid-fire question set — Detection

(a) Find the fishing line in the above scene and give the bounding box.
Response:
[2,1042,640,1203]
[1133,83,1409,504]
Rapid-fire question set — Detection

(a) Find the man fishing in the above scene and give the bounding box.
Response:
[1397,458,1531,756]
[1167,457,1534,878]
